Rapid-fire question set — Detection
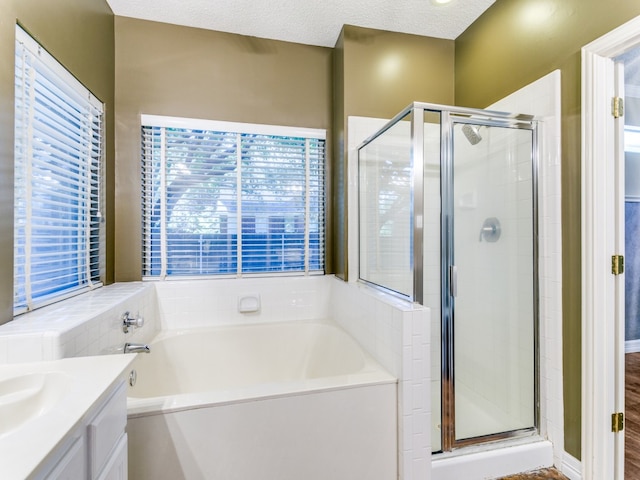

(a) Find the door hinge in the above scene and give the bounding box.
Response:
[612,97,624,118]
[612,412,624,433]
[612,255,624,275]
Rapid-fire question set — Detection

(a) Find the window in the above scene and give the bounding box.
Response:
[141,116,325,278]
[14,26,104,314]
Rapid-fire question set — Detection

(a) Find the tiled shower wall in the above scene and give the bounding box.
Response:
[347,69,563,476]
[451,124,536,438]
[489,70,565,468]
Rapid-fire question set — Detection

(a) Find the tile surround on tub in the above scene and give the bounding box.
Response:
[153,275,331,329]
[0,282,159,363]
[0,276,332,364]
[329,277,430,480]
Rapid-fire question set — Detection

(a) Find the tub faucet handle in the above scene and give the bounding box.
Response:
[122,311,144,333]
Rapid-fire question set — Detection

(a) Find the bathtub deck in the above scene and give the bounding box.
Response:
[496,468,569,479]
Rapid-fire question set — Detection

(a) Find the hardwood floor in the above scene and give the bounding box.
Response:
[496,467,569,479]
[626,352,640,478]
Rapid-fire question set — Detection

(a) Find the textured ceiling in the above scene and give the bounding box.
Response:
[105,0,496,47]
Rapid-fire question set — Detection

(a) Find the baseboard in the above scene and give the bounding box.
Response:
[561,453,582,480]
[626,339,640,353]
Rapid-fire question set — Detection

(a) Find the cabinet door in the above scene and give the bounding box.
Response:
[88,383,127,478]
[46,436,86,480]
[96,434,127,480]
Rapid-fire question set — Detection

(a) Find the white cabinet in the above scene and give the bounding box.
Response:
[88,383,127,479]
[96,435,128,480]
[36,381,128,480]
[44,436,86,480]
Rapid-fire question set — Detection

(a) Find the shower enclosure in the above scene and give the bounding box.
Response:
[358,103,538,452]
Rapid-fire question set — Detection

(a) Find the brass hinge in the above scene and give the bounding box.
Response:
[612,255,624,275]
[612,97,624,118]
[612,412,624,432]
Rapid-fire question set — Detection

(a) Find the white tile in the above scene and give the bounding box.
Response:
[0,336,8,363]
[413,358,428,383]
[401,380,413,414]
[403,346,413,379]
[403,453,413,480]
[402,414,414,446]
[42,332,60,360]
[411,311,425,338]
[7,334,44,362]
[413,382,427,411]
[412,457,429,479]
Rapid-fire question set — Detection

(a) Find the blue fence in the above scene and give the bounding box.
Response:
[147,233,323,276]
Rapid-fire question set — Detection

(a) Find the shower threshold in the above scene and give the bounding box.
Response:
[431,436,553,480]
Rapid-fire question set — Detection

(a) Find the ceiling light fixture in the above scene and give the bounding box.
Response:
[431,0,453,5]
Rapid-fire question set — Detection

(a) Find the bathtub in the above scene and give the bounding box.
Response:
[126,320,398,480]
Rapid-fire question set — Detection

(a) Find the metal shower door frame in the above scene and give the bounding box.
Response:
[439,110,540,451]
[357,101,539,452]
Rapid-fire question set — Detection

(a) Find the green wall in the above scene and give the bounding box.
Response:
[113,17,333,281]
[456,0,640,459]
[331,31,346,278]
[332,25,455,279]
[0,0,115,325]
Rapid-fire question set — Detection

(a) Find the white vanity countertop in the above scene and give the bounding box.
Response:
[0,354,136,480]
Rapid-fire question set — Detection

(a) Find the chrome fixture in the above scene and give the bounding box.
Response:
[129,369,137,387]
[479,217,501,242]
[124,343,150,354]
[122,311,144,333]
[461,124,482,145]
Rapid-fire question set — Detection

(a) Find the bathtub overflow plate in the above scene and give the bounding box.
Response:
[129,369,137,387]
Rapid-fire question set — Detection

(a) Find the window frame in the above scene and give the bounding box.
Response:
[13,25,105,315]
[141,115,326,280]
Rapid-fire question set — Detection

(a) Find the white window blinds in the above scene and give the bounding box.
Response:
[14,26,104,315]
[141,116,325,278]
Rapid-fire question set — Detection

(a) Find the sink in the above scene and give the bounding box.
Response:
[0,372,72,436]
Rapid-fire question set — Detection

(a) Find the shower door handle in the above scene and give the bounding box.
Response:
[450,265,457,297]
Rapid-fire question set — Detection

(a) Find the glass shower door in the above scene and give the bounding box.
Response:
[448,121,537,444]
[358,113,414,298]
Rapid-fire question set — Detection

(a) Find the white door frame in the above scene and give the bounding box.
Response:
[582,14,640,480]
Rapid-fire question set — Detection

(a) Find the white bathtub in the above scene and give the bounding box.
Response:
[126,320,398,480]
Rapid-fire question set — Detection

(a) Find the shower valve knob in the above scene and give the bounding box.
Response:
[122,311,144,333]
[479,217,501,242]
